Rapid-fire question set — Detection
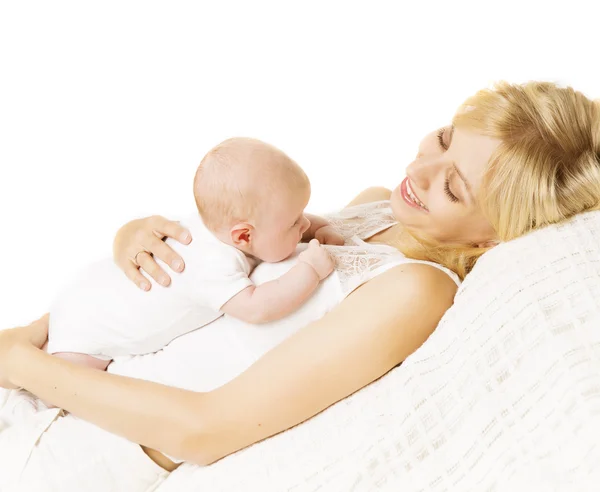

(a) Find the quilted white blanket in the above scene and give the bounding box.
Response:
[158,211,600,491]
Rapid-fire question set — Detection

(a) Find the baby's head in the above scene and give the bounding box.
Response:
[194,137,311,262]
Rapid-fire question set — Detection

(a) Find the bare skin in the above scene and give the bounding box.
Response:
[0,128,501,470]
[0,188,456,470]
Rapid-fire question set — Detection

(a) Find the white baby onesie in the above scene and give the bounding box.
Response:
[47,214,258,359]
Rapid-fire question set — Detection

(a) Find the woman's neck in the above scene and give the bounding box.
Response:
[366,222,433,266]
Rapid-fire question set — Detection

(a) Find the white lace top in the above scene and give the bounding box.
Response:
[323,200,461,296]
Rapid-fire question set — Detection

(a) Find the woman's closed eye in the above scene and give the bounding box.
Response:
[437,128,449,151]
[444,178,459,203]
[438,127,460,203]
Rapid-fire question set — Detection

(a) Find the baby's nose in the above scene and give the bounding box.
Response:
[301,216,311,233]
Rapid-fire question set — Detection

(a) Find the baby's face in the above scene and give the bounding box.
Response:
[251,187,311,263]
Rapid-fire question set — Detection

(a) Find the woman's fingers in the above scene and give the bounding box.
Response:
[26,313,50,349]
[150,216,192,245]
[122,258,153,291]
[0,314,50,389]
[136,251,172,287]
[113,215,191,290]
[113,218,146,272]
[143,235,186,274]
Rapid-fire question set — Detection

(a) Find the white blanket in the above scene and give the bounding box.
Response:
[158,211,600,491]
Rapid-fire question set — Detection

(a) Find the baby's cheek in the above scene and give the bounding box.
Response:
[277,232,294,253]
[288,232,300,250]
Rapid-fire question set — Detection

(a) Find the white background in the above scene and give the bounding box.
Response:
[1,0,598,327]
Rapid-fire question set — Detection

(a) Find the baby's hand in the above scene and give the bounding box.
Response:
[298,239,335,280]
[314,225,345,246]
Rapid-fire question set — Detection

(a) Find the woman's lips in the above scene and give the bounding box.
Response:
[400,177,429,212]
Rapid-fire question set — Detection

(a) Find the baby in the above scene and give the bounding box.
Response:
[46,138,344,370]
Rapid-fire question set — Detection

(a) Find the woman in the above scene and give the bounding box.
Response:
[1,81,599,490]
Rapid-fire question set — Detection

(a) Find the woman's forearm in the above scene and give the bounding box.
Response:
[3,264,455,468]
[9,344,208,463]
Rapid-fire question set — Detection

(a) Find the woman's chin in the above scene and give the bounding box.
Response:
[391,193,432,236]
[390,190,416,223]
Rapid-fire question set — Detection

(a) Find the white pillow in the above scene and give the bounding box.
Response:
[159,211,600,492]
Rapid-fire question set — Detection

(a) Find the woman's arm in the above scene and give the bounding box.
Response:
[195,263,456,463]
[2,263,456,465]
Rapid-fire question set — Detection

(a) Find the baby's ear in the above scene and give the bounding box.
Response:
[230,223,252,246]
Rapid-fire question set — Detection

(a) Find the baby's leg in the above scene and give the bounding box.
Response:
[52,352,111,371]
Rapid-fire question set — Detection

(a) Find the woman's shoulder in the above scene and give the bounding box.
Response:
[345,187,392,207]
[376,262,456,293]
[351,262,457,313]
[326,262,456,366]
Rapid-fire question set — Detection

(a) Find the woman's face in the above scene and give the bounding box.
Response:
[391,125,501,245]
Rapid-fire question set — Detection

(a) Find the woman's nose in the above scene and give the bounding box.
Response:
[406,154,442,191]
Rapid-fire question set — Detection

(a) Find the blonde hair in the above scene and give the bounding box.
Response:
[194,137,310,231]
[400,81,600,279]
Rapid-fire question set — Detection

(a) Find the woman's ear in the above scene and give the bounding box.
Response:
[475,239,500,249]
[230,223,252,246]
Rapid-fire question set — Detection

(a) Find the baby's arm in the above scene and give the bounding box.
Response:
[303,214,345,245]
[221,240,334,324]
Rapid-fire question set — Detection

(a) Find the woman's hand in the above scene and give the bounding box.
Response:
[113,215,192,291]
[0,314,49,389]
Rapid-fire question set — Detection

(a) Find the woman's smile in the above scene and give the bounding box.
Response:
[399,177,429,212]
